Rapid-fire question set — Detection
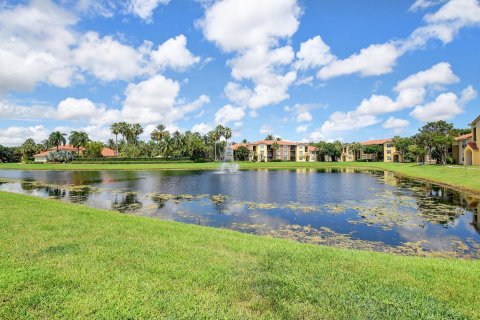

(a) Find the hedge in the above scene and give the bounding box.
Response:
[71,157,193,164]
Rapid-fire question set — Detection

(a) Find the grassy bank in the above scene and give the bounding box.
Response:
[1,191,480,319]
[1,161,480,194]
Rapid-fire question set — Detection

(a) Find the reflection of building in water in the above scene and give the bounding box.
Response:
[383,171,398,186]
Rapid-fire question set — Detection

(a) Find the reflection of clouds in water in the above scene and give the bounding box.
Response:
[396,223,464,251]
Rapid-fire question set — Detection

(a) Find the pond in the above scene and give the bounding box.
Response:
[1,168,479,258]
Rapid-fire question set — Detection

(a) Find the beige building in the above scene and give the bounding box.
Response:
[464,115,480,166]
[452,133,472,165]
[340,139,401,162]
[232,140,318,162]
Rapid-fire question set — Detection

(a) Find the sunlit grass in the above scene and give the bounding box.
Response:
[1,191,480,319]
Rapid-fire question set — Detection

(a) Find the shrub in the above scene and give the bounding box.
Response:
[46,151,74,163]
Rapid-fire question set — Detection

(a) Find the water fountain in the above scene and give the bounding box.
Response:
[217,141,239,174]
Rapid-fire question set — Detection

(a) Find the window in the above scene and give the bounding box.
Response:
[387,150,391,154]
[283,156,288,160]
[299,151,303,155]
[387,156,392,160]
[260,145,264,149]
[386,144,392,148]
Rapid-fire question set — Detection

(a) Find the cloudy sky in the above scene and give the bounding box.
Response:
[1,0,479,145]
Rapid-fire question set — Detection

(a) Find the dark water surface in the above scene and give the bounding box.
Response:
[1,168,479,258]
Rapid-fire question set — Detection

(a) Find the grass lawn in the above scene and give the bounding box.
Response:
[1,191,480,319]
[1,161,480,194]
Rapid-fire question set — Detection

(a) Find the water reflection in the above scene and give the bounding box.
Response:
[1,168,479,258]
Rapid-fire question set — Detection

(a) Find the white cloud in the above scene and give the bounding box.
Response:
[259,125,272,135]
[200,0,301,110]
[0,125,49,145]
[318,43,400,80]
[320,111,381,133]
[126,0,170,21]
[200,0,300,51]
[297,112,313,123]
[296,124,310,133]
[311,0,480,81]
[410,92,463,122]
[383,117,410,129]
[284,103,321,123]
[460,85,477,104]
[394,62,459,92]
[191,123,213,135]
[214,104,245,124]
[150,34,200,71]
[57,97,100,120]
[73,32,146,81]
[0,100,55,120]
[409,0,446,12]
[121,75,209,125]
[0,0,77,93]
[294,35,336,70]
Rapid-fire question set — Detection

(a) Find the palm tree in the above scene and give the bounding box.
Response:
[265,134,274,141]
[110,122,122,155]
[69,131,90,155]
[160,136,175,158]
[128,123,143,157]
[48,131,67,151]
[213,125,225,161]
[242,139,248,143]
[271,140,280,160]
[350,142,363,161]
[151,124,169,144]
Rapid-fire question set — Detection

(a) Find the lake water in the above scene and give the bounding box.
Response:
[1,168,479,258]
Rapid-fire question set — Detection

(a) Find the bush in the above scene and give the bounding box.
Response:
[71,157,195,164]
[270,159,283,162]
[46,151,74,163]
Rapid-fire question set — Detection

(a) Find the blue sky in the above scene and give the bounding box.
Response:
[1,0,479,145]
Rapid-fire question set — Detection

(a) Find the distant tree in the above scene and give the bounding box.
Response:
[235,146,251,161]
[265,134,274,140]
[271,141,280,160]
[106,139,116,150]
[69,131,90,154]
[363,144,383,161]
[20,138,39,161]
[350,142,363,161]
[415,121,454,164]
[409,145,427,163]
[84,141,104,158]
[324,141,343,161]
[48,131,67,151]
[110,122,122,154]
[241,139,248,143]
[451,128,472,136]
[392,136,413,162]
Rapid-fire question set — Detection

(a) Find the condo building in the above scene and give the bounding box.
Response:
[232,140,318,162]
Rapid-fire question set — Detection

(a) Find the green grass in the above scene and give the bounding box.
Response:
[1,191,480,319]
[1,161,480,194]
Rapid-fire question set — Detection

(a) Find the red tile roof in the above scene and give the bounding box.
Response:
[249,140,301,146]
[101,148,116,157]
[455,133,472,141]
[34,146,117,158]
[308,146,318,152]
[467,142,479,151]
[361,139,391,146]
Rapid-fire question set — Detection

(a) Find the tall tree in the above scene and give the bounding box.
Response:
[69,131,90,154]
[151,124,169,144]
[265,134,274,140]
[110,122,122,155]
[20,138,39,161]
[48,131,67,151]
[415,121,454,164]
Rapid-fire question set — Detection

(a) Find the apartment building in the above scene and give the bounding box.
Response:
[340,139,401,163]
[464,115,480,165]
[232,140,317,162]
[452,133,472,165]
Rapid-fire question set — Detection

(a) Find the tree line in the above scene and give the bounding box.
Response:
[0,123,235,163]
